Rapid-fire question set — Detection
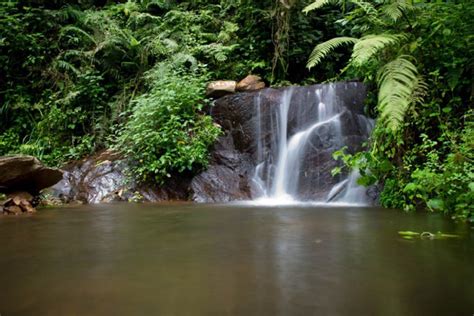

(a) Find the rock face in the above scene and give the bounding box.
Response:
[51,150,191,204]
[236,75,265,92]
[50,82,376,205]
[190,134,254,202]
[292,109,372,200]
[191,82,375,203]
[206,80,237,98]
[0,155,63,194]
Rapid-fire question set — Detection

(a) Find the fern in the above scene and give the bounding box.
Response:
[303,0,342,14]
[351,0,377,16]
[351,0,384,25]
[54,59,80,76]
[376,56,426,131]
[162,38,179,52]
[307,37,358,69]
[171,52,198,70]
[409,76,429,106]
[382,0,413,22]
[60,25,96,45]
[351,34,405,66]
[56,6,84,23]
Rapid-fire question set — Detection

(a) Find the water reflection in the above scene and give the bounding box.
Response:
[0,204,472,315]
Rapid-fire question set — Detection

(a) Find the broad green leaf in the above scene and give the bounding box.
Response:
[427,198,444,210]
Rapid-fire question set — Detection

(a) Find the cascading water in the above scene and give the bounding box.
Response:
[251,83,374,205]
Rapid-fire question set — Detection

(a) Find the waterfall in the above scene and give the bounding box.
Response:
[251,83,374,205]
[271,88,294,200]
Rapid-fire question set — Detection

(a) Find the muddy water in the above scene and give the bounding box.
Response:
[0,203,473,315]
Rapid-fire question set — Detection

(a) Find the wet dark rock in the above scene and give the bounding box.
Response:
[326,179,349,202]
[367,184,382,205]
[50,150,190,204]
[211,88,280,157]
[191,165,246,203]
[190,133,253,202]
[0,155,63,195]
[211,82,368,159]
[204,82,376,203]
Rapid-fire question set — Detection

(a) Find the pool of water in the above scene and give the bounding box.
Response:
[0,203,473,315]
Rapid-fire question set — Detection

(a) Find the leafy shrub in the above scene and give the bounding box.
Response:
[116,65,221,184]
[333,115,473,221]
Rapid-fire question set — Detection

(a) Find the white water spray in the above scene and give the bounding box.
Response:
[251,83,373,205]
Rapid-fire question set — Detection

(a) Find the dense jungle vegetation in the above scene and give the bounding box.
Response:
[0,0,472,220]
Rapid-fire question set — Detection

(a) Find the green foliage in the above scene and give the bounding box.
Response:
[116,66,221,184]
[303,0,341,14]
[381,0,414,22]
[398,231,461,240]
[305,2,422,131]
[333,115,474,221]
[400,122,474,220]
[0,1,237,168]
[351,34,403,66]
[307,37,358,69]
[307,0,473,220]
[377,56,427,131]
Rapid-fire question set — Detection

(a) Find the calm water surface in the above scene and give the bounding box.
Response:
[0,203,473,315]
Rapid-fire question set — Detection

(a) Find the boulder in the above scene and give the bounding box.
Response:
[3,205,22,215]
[10,191,34,206]
[20,200,36,213]
[190,133,254,202]
[0,156,63,195]
[206,80,236,98]
[2,191,36,214]
[210,87,282,156]
[191,165,245,203]
[236,75,265,92]
[50,149,191,204]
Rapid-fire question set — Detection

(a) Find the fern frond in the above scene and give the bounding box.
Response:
[376,56,421,131]
[307,37,358,69]
[351,34,405,66]
[143,37,167,57]
[62,49,86,59]
[382,0,414,22]
[351,0,377,15]
[382,2,403,21]
[162,38,179,52]
[126,11,161,28]
[348,0,386,26]
[172,52,198,70]
[54,59,80,75]
[303,0,342,14]
[60,26,96,45]
[409,75,428,105]
[56,6,85,23]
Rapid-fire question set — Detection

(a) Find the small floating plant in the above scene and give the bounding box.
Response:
[398,231,461,240]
